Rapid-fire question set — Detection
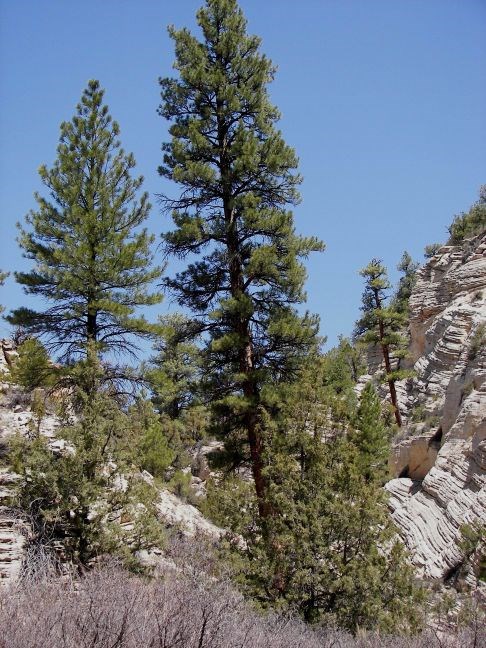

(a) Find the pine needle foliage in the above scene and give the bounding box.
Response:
[355,259,410,427]
[392,251,419,316]
[145,314,209,469]
[146,314,204,420]
[447,185,486,245]
[9,338,56,392]
[350,382,390,483]
[10,352,165,571]
[8,80,161,361]
[214,355,424,634]
[158,0,324,516]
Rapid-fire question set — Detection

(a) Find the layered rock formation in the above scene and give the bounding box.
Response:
[0,341,25,583]
[385,232,486,581]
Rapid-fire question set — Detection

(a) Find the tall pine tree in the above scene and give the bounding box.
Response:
[9,80,161,360]
[355,259,409,427]
[158,0,323,516]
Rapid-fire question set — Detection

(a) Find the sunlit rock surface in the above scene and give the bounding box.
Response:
[385,232,486,581]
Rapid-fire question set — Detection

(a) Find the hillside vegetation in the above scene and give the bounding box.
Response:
[0,0,484,644]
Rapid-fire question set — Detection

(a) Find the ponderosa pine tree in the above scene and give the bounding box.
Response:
[355,259,409,427]
[8,80,161,360]
[158,0,323,516]
[146,314,204,420]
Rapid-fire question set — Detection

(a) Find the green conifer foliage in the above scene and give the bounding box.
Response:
[10,352,165,570]
[351,382,390,483]
[355,259,409,427]
[448,185,486,245]
[424,243,441,259]
[146,314,204,420]
[158,0,324,516]
[222,356,423,633]
[130,398,176,479]
[0,270,8,314]
[392,251,419,315]
[145,314,209,468]
[9,338,55,392]
[8,80,161,360]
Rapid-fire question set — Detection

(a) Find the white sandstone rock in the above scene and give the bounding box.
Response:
[385,232,486,582]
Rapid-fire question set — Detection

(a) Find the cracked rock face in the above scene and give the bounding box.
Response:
[385,232,486,581]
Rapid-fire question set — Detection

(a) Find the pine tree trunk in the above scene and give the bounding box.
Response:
[217,95,269,518]
[242,348,270,519]
[227,229,269,517]
[373,289,402,427]
[87,309,97,344]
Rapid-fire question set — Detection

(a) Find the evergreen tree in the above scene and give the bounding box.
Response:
[9,338,55,392]
[158,0,323,516]
[424,242,441,259]
[145,314,209,469]
[130,397,176,479]
[325,336,365,392]
[392,251,419,315]
[355,259,409,427]
[351,382,390,483]
[146,314,204,420]
[10,351,165,570]
[216,356,423,633]
[8,80,161,361]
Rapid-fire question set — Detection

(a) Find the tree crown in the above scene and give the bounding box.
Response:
[9,80,161,360]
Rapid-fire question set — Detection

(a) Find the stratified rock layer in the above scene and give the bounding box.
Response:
[386,232,486,580]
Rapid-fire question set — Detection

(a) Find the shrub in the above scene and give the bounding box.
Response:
[447,190,486,245]
[468,323,485,361]
[424,243,441,259]
[0,563,484,648]
[8,356,165,572]
[9,338,55,391]
[168,469,198,505]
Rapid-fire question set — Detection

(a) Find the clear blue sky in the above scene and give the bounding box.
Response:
[1,0,485,351]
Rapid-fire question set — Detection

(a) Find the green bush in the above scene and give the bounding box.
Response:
[448,187,486,245]
[424,243,441,259]
[138,420,175,478]
[9,338,55,391]
[9,356,165,572]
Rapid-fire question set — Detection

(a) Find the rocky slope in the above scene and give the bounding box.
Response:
[0,340,221,586]
[1,233,484,588]
[383,232,486,582]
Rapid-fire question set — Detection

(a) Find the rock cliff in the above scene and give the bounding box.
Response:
[384,232,486,582]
